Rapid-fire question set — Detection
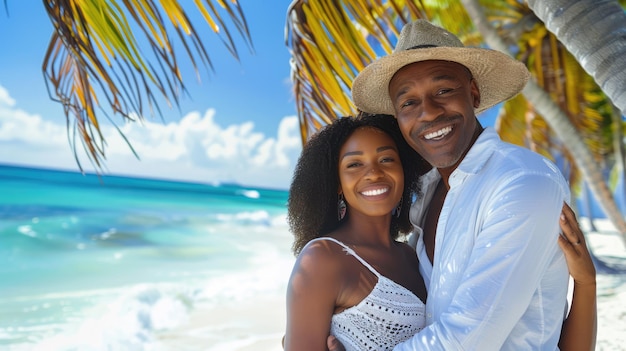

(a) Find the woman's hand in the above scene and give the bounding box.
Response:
[557,203,596,285]
[557,202,597,351]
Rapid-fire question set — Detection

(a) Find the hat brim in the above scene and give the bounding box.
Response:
[352,47,530,115]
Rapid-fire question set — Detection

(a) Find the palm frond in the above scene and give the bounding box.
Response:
[493,2,617,195]
[286,0,428,143]
[42,0,252,170]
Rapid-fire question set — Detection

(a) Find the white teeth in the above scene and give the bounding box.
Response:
[362,188,389,196]
[424,126,452,140]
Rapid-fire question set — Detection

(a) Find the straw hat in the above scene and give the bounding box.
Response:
[351,20,530,115]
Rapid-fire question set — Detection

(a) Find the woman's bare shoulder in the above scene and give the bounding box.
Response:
[295,238,346,272]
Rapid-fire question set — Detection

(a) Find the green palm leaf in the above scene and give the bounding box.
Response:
[494,2,616,194]
[42,0,252,169]
[287,0,430,142]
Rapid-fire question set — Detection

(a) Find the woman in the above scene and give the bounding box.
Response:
[284,114,596,351]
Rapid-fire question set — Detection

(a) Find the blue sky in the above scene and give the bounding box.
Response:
[0,1,302,190]
[0,2,502,191]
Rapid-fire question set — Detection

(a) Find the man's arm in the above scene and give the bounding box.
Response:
[395,173,568,350]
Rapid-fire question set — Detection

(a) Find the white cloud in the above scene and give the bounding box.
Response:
[0,84,302,190]
[0,85,15,107]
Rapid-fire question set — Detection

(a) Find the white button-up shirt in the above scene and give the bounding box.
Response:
[395,128,570,350]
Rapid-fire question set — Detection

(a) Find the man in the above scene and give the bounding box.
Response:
[347,20,570,350]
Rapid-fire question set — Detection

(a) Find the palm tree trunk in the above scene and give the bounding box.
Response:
[523,79,626,241]
[461,0,626,244]
[527,0,626,116]
[612,106,626,212]
[583,185,598,232]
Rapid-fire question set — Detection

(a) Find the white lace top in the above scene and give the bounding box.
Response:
[311,237,426,351]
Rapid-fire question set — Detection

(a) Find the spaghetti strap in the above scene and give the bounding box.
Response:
[307,237,381,278]
[304,238,426,350]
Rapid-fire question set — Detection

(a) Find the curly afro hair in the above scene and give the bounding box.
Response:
[288,113,431,255]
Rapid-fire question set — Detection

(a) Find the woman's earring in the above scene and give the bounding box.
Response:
[392,196,403,218]
[338,193,347,220]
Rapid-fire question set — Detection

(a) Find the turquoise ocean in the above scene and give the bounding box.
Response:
[0,164,294,350]
[3,164,626,350]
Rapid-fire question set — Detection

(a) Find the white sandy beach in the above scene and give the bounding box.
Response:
[156,218,626,351]
[156,294,286,351]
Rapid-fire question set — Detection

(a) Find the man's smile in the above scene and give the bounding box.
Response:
[424,125,453,141]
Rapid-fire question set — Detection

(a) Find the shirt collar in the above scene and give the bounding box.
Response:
[453,127,499,177]
[417,127,500,190]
